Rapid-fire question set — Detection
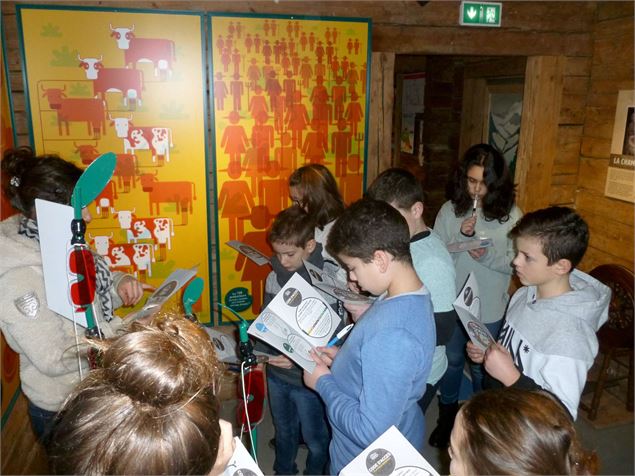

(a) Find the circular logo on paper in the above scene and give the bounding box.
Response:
[283,287,302,307]
[393,466,433,476]
[366,448,395,475]
[467,321,492,348]
[296,297,332,338]
[463,286,474,306]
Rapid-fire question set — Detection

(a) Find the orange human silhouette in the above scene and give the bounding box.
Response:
[262,40,272,65]
[281,54,291,73]
[221,47,231,73]
[231,48,242,76]
[247,58,261,90]
[230,73,245,111]
[273,40,281,64]
[347,62,359,91]
[218,160,255,241]
[258,161,286,215]
[291,53,301,75]
[331,119,352,177]
[294,21,300,38]
[228,21,235,38]
[314,41,325,64]
[299,57,313,89]
[331,75,347,120]
[254,34,262,53]
[347,38,353,55]
[340,153,363,205]
[251,110,274,172]
[225,35,234,52]
[265,69,282,111]
[216,35,225,55]
[331,27,338,43]
[345,92,364,136]
[300,31,308,51]
[354,38,360,55]
[275,132,298,194]
[315,60,326,80]
[273,93,287,134]
[244,33,253,53]
[308,32,315,51]
[234,205,274,313]
[221,111,249,167]
[264,19,270,37]
[325,27,332,44]
[242,147,260,194]
[330,55,340,77]
[249,85,268,120]
[270,20,278,37]
[286,20,294,38]
[214,72,228,111]
[341,56,350,77]
[285,90,309,148]
[235,21,242,39]
[302,119,328,165]
[326,41,335,67]
[283,69,296,107]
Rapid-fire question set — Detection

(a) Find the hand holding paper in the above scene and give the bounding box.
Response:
[303,349,331,390]
[483,342,521,386]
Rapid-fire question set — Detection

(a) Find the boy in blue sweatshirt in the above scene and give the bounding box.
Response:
[303,198,436,474]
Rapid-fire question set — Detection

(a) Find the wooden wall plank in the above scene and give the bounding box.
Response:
[580,137,611,158]
[580,245,634,272]
[578,157,610,193]
[458,78,487,158]
[577,190,634,227]
[549,183,576,205]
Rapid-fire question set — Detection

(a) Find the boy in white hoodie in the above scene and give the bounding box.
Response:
[467,206,610,419]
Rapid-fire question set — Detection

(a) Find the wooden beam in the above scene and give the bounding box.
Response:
[515,56,565,212]
[459,78,487,158]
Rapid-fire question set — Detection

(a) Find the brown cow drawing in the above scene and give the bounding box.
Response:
[138,172,196,224]
[41,85,106,138]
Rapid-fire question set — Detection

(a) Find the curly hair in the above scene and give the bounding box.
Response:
[48,314,224,475]
[1,146,83,216]
[447,144,515,222]
[289,164,345,230]
[456,388,597,475]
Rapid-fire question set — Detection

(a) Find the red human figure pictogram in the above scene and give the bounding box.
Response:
[232,48,242,76]
[262,40,272,65]
[281,54,291,74]
[247,58,261,91]
[331,119,352,177]
[314,41,325,64]
[294,21,300,38]
[311,76,331,146]
[218,160,255,241]
[225,35,234,53]
[221,111,249,167]
[236,22,242,39]
[347,38,354,55]
[273,40,281,64]
[326,42,335,68]
[228,21,235,38]
[286,20,294,38]
[270,20,277,37]
[216,35,225,55]
[332,27,338,43]
[330,55,340,77]
[264,19,270,37]
[344,92,364,137]
[347,62,359,91]
[254,34,262,53]
[214,72,229,111]
[283,69,296,108]
[242,147,260,193]
[258,161,286,215]
[230,73,245,112]
[279,38,287,56]
[249,85,269,121]
[275,132,298,197]
[302,120,328,165]
[244,33,253,53]
[291,53,301,76]
[308,32,315,51]
[273,93,287,134]
[300,57,313,89]
[265,70,283,112]
[234,206,274,314]
[340,153,363,205]
[341,56,350,77]
[300,31,308,52]
[221,47,231,73]
[325,27,332,44]
[252,110,274,172]
[285,90,309,149]
[315,61,326,80]
[354,38,360,55]
[331,76,347,120]
[287,39,296,57]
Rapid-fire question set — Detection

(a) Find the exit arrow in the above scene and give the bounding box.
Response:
[467,6,477,19]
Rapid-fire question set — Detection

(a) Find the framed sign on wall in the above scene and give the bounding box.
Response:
[17,5,213,321]
[209,13,371,324]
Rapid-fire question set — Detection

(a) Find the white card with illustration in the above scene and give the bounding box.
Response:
[248,273,341,372]
[227,240,271,266]
[453,272,495,351]
[303,259,374,305]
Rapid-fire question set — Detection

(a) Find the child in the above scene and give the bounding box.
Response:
[466,207,610,419]
[257,206,334,475]
[303,198,436,474]
[449,388,597,476]
[366,168,457,412]
[48,314,235,475]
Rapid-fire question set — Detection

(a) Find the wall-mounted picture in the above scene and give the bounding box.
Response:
[17,5,213,321]
[486,82,523,177]
[209,13,371,323]
[605,89,635,203]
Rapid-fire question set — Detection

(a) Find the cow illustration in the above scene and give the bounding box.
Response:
[109,114,173,164]
[41,85,106,138]
[78,54,144,109]
[109,24,176,80]
[113,153,138,193]
[138,172,196,224]
[74,141,100,165]
[114,208,137,230]
[88,232,114,266]
[108,243,154,280]
[94,180,118,218]
[152,217,174,261]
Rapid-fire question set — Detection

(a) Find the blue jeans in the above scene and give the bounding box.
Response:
[267,372,330,475]
[27,399,57,444]
[438,318,503,404]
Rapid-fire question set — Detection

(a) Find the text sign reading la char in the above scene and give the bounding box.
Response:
[460,1,502,27]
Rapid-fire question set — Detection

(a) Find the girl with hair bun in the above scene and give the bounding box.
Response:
[449,388,598,476]
[0,147,146,442]
[48,314,235,476]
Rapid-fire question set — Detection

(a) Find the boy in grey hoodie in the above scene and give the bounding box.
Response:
[467,207,610,419]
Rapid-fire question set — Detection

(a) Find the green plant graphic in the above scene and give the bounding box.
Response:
[51,46,79,67]
[41,23,62,37]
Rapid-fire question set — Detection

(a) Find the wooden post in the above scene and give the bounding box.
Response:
[459,77,488,158]
[515,56,565,212]
[367,51,395,187]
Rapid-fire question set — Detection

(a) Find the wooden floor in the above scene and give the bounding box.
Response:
[1,392,49,475]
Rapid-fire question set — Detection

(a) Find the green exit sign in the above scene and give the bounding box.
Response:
[460,1,502,27]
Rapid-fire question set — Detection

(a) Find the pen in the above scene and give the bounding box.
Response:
[471,195,479,217]
[327,323,354,347]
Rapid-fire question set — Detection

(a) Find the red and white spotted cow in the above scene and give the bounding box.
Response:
[108,243,154,280]
[152,217,174,261]
[88,232,114,266]
[41,85,106,138]
[74,141,100,165]
[94,181,118,218]
[138,172,196,224]
[78,54,144,109]
[114,208,136,230]
[109,24,176,79]
[109,114,173,164]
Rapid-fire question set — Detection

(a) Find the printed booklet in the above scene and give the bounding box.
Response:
[340,425,439,476]
[453,272,495,351]
[227,240,270,266]
[303,259,374,305]
[222,437,264,476]
[248,273,341,372]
